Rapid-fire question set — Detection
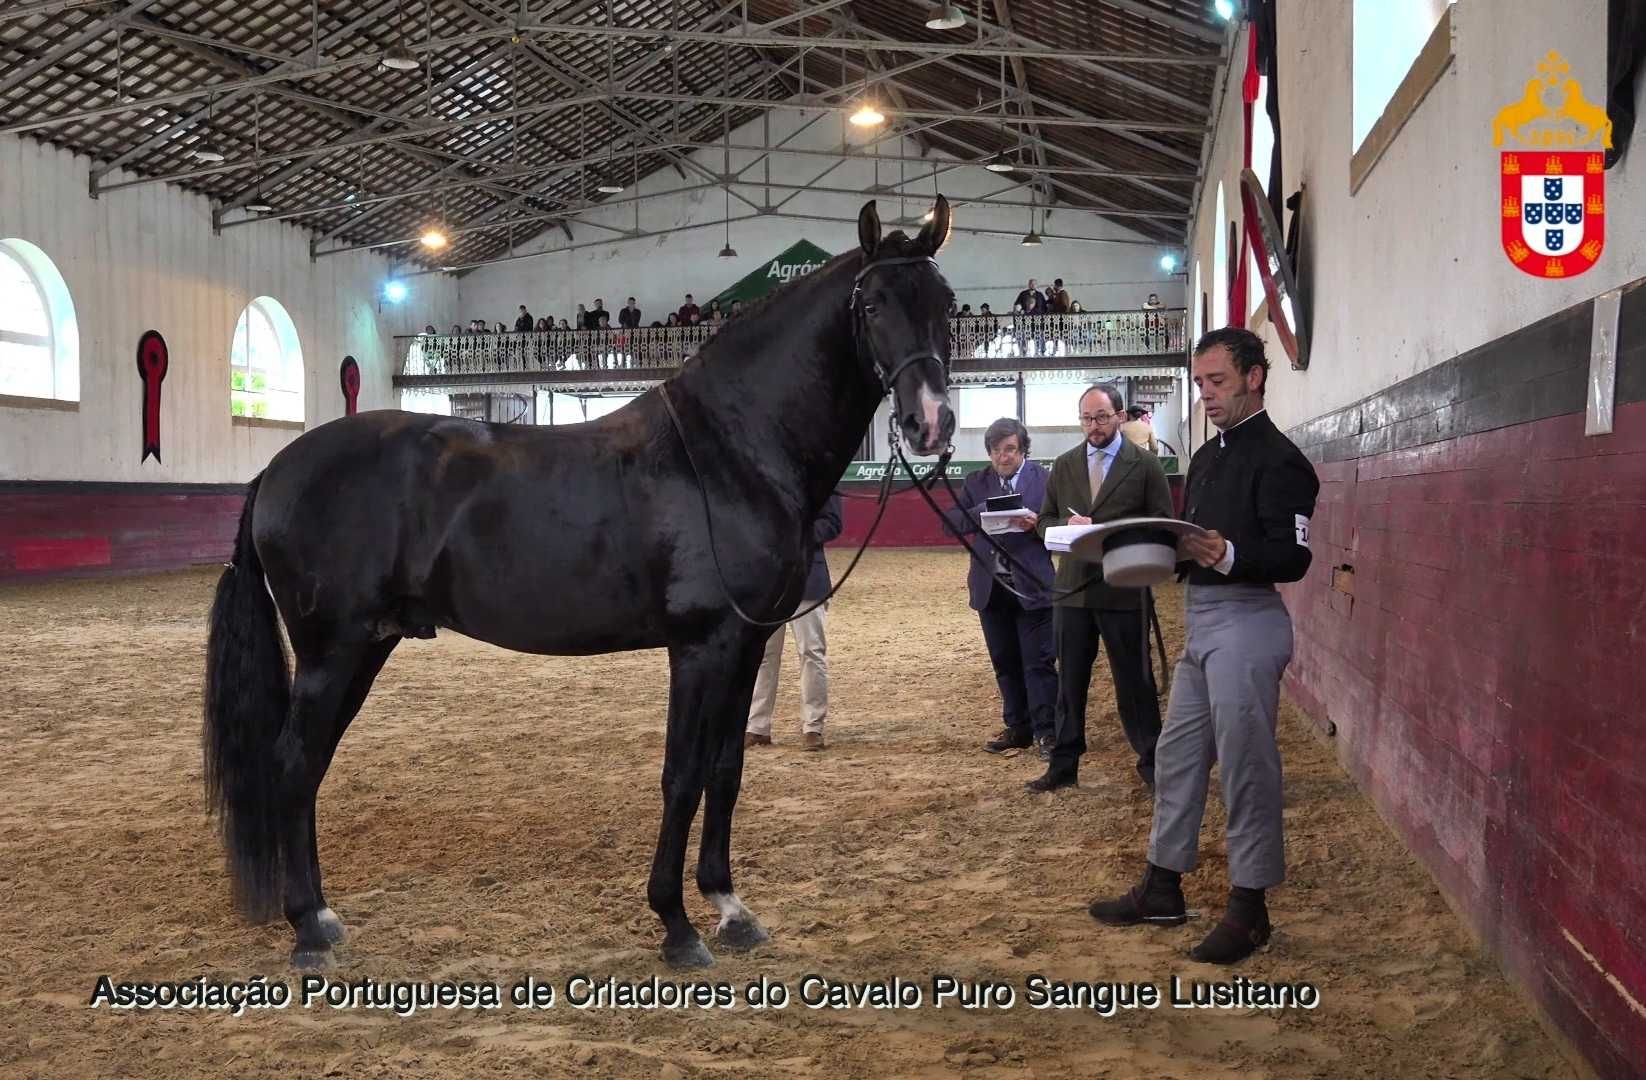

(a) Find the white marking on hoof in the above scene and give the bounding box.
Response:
[705,891,754,933]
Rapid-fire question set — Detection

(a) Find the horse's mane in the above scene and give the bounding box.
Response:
[680,230,928,375]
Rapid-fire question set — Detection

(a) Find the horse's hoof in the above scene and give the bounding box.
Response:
[291,945,336,970]
[715,918,770,952]
[661,938,715,970]
[313,907,348,946]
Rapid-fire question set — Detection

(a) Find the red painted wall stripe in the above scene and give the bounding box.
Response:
[1283,402,1646,1077]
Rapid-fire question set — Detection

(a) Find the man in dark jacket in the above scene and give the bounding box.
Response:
[942,418,1058,759]
[513,306,534,332]
[618,297,642,329]
[1089,328,1319,966]
[586,298,609,330]
[745,493,844,751]
[1033,384,1175,793]
[1014,278,1047,315]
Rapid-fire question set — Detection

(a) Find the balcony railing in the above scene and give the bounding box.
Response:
[398,308,1186,379]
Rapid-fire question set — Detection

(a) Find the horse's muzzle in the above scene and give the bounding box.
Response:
[904,391,955,456]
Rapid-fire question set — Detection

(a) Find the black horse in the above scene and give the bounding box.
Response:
[203,199,957,969]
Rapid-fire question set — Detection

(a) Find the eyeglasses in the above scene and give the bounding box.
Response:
[1079,413,1116,425]
[988,444,1023,456]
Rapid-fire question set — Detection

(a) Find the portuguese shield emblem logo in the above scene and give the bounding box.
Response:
[1493,51,1611,278]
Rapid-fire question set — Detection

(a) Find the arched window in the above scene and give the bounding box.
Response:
[231,296,304,422]
[0,238,79,401]
[1212,182,1228,331]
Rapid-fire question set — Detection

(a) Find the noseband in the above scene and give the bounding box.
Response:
[850,254,949,396]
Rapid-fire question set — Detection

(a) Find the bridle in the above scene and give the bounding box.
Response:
[850,254,950,398]
[658,250,955,628]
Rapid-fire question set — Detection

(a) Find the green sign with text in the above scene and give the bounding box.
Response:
[841,456,1178,483]
[713,239,834,305]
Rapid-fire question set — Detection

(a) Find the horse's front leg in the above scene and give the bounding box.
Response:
[648,632,761,968]
[696,633,771,952]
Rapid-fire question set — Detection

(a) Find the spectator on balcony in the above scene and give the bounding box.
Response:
[958,303,973,317]
[450,323,462,335]
[706,299,723,321]
[575,303,589,330]
[514,306,534,333]
[1014,278,1046,315]
[665,312,679,328]
[619,297,642,329]
[557,318,572,331]
[587,299,609,330]
[1143,293,1164,310]
[678,294,700,323]
[1050,279,1073,315]
[1121,406,1158,455]
[732,299,745,316]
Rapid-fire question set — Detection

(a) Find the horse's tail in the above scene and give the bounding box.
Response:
[203,473,290,922]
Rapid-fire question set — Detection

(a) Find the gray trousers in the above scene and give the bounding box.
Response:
[1148,585,1293,889]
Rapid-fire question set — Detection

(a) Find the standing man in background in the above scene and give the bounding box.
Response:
[1033,385,1174,793]
[1089,328,1319,965]
[746,493,844,752]
[942,419,1058,760]
[619,297,642,329]
[1120,406,1158,455]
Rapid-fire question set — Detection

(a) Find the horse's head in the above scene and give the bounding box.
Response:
[851,197,957,456]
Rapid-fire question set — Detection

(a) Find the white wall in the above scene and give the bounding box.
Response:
[453,108,1185,328]
[1188,0,1645,431]
[0,134,457,483]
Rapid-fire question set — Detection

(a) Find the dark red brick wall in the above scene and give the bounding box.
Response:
[1283,296,1646,1076]
[0,485,243,581]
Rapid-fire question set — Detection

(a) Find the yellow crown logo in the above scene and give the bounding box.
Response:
[1581,239,1602,261]
[1502,196,1520,217]
[1544,155,1564,174]
[1586,153,1604,173]
[1508,240,1532,263]
[1545,259,1566,277]
[1504,155,1522,174]
[1492,51,1613,149]
[1586,193,1603,215]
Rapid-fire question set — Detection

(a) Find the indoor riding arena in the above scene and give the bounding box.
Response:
[1,2,1642,1079]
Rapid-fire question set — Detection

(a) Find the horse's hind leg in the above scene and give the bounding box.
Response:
[299,637,399,954]
[649,636,749,969]
[277,636,391,968]
[697,635,769,952]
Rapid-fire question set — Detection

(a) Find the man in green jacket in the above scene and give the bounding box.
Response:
[1032,384,1174,792]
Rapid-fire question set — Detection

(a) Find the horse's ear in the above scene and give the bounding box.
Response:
[918,194,951,254]
[858,200,881,258]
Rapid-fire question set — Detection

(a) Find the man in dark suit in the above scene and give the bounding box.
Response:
[745,493,844,752]
[1033,384,1174,792]
[942,418,1058,759]
[618,297,642,329]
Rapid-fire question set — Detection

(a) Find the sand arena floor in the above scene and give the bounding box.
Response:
[0,550,1573,1079]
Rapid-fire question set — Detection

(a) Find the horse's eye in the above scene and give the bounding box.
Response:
[864,303,878,315]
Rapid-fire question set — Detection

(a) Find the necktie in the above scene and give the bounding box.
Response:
[1088,448,1106,507]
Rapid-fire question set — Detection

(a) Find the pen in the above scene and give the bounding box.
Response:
[1067,507,1081,517]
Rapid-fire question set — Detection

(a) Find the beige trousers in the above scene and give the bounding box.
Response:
[746,603,829,736]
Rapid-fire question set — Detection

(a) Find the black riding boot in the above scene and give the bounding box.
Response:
[1088,863,1188,926]
[1189,886,1271,964]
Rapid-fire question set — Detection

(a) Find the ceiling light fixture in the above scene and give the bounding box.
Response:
[850,101,885,127]
[984,150,1014,173]
[420,228,448,249]
[1214,0,1237,20]
[380,0,421,71]
[925,2,966,30]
